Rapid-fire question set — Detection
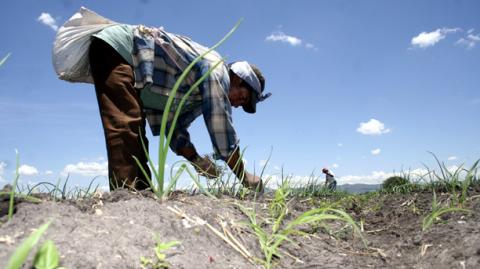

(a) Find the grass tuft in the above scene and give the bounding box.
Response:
[239,180,365,268]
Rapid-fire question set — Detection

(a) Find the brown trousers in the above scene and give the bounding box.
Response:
[89,38,151,191]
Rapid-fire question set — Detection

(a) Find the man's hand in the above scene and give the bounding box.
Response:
[243,172,263,191]
[192,155,220,179]
[177,147,220,179]
[226,148,264,192]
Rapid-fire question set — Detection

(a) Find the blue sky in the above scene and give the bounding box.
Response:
[1,0,479,189]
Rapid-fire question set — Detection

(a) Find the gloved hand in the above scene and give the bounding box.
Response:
[191,155,220,179]
[242,172,263,192]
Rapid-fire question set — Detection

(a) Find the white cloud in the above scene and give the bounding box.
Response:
[337,168,432,185]
[37,12,58,31]
[356,119,391,135]
[45,170,54,175]
[447,156,457,161]
[337,143,343,147]
[409,168,429,177]
[305,42,318,50]
[456,33,480,49]
[411,28,460,49]
[332,163,339,168]
[469,34,480,42]
[259,160,268,167]
[18,164,39,176]
[447,165,460,173]
[371,148,381,155]
[274,166,281,171]
[266,31,302,46]
[339,171,395,185]
[265,31,318,50]
[0,161,6,182]
[264,174,320,188]
[61,161,108,177]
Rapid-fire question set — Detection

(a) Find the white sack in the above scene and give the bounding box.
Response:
[52,7,117,83]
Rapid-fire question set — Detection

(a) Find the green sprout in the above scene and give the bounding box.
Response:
[239,180,365,269]
[8,150,20,221]
[421,187,472,232]
[140,235,180,269]
[6,220,62,269]
[422,206,471,232]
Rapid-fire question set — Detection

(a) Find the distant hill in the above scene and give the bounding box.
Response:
[338,183,380,193]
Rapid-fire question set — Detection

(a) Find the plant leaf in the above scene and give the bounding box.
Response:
[33,240,60,269]
[423,207,471,231]
[6,220,52,269]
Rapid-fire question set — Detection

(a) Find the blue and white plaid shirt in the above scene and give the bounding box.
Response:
[132,26,238,160]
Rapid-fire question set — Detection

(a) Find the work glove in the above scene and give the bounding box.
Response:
[191,155,220,179]
[242,172,264,192]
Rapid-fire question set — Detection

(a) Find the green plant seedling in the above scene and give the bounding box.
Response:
[422,206,471,231]
[239,180,365,269]
[183,163,216,199]
[8,150,20,221]
[6,220,52,269]
[0,192,42,204]
[409,202,420,215]
[140,235,180,269]
[459,159,479,206]
[154,239,180,262]
[33,240,61,269]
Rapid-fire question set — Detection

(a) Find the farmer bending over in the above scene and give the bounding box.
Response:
[322,168,337,191]
[86,22,270,191]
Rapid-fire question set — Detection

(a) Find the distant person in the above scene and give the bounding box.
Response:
[322,168,337,191]
[55,8,271,191]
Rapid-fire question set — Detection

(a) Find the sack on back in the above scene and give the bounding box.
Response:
[52,6,117,83]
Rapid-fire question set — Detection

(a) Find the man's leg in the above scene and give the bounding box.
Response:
[89,38,151,191]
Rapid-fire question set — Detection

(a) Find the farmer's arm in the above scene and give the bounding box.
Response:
[165,117,200,161]
[200,63,261,187]
[177,146,199,162]
[165,113,219,177]
[200,64,239,162]
[226,147,261,187]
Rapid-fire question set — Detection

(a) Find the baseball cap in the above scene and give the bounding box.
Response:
[229,61,271,113]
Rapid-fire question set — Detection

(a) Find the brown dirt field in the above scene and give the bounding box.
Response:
[1,186,479,269]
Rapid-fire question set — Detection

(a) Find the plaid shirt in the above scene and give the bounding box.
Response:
[132,26,238,160]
